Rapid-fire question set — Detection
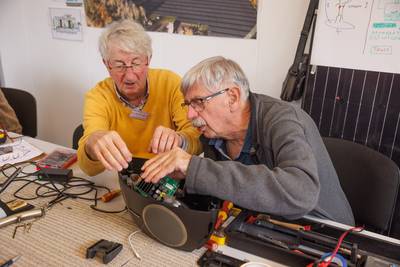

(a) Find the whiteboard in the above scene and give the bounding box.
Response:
[311,0,400,74]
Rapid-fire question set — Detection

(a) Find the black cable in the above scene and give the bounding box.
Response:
[1,162,126,213]
[90,184,127,213]
[0,167,22,194]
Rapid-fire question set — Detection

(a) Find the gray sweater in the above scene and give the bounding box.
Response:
[185,93,355,225]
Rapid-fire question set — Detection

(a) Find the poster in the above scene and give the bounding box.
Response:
[311,0,400,74]
[83,0,257,39]
[49,8,83,41]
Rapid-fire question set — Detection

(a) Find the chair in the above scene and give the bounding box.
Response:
[72,124,84,150]
[1,87,37,137]
[323,137,400,234]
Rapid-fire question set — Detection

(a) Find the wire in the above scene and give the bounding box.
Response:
[0,162,126,213]
[323,226,364,266]
[89,185,127,213]
[128,230,142,260]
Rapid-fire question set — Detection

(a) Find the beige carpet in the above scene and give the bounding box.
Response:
[0,192,204,266]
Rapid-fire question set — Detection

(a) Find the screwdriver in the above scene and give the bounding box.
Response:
[0,255,21,267]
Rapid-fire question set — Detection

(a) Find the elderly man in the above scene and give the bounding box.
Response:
[140,56,355,225]
[78,20,201,176]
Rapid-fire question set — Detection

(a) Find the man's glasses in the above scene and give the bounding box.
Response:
[108,59,148,74]
[181,88,229,112]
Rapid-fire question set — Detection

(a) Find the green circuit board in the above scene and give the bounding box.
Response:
[133,176,179,201]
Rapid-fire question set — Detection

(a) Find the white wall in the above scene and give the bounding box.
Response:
[0,0,309,147]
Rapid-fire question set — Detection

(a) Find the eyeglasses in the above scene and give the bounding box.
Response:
[181,88,229,112]
[108,59,148,74]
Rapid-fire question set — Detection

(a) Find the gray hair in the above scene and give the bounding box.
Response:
[181,56,250,100]
[98,20,152,60]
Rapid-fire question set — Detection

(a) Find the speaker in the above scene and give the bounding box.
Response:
[119,158,220,251]
[143,204,187,247]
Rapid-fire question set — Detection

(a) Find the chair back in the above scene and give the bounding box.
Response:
[323,137,400,234]
[1,87,37,137]
[72,124,84,150]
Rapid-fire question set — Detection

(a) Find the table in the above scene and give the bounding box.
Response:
[0,137,206,266]
[1,136,399,266]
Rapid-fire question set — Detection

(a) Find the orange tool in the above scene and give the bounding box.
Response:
[101,189,121,202]
[214,201,233,230]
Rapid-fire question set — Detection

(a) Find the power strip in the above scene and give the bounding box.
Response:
[37,168,72,183]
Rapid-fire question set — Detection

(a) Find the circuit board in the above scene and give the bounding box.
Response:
[131,175,179,201]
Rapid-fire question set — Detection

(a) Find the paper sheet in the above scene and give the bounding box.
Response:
[0,140,43,167]
[311,0,400,74]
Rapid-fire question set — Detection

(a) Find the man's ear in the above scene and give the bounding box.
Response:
[228,87,241,111]
[102,59,109,69]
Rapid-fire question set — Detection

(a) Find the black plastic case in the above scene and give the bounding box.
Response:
[225,210,400,266]
[119,158,220,251]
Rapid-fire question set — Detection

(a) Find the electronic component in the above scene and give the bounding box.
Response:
[86,239,122,264]
[225,210,400,266]
[6,199,28,211]
[128,173,179,201]
[119,157,221,251]
[36,149,77,169]
[0,199,35,220]
[37,168,72,183]
[197,250,246,267]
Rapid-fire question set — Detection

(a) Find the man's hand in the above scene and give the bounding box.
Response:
[141,147,192,183]
[84,130,132,171]
[148,126,183,154]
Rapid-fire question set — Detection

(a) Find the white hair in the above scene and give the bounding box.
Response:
[98,19,152,60]
[181,56,250,100]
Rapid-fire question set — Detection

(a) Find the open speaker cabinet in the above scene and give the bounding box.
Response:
[119,158,220,251]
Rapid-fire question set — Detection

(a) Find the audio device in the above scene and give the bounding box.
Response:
[119,158,220,251]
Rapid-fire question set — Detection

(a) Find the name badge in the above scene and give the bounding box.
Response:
[130,109,149,120]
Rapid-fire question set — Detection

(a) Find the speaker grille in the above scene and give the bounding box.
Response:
[142,204,187,247]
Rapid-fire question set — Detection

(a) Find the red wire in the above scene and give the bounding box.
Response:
[325,226,364,266]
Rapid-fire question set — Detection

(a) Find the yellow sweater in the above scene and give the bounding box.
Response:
[78,69,201,176]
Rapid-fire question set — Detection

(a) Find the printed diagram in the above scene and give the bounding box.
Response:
[378,0,400,21]
[324,0,369,32]
[52,14,81,34]
[312,0,399,73]
[49,8,83,41]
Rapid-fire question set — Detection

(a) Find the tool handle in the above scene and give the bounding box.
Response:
[268,218,305,231]
[101,189,121,202]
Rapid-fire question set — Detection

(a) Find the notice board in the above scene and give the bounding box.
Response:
[310,0,400,74]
